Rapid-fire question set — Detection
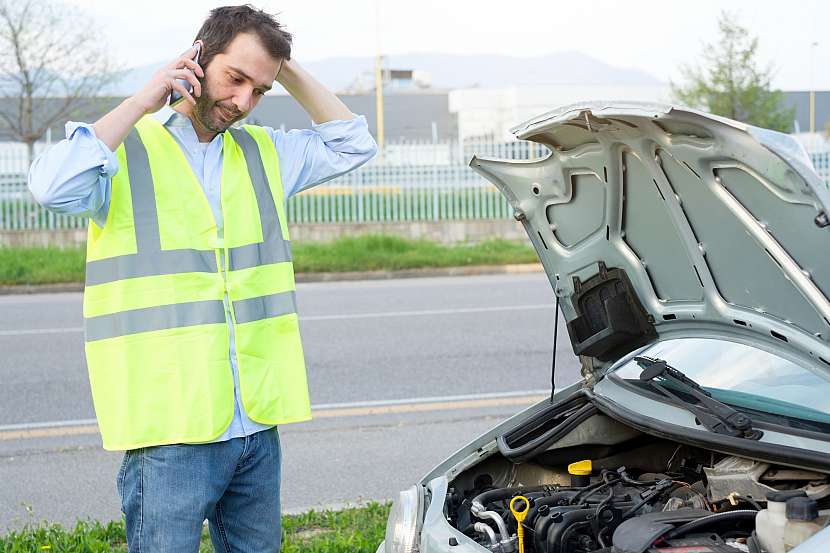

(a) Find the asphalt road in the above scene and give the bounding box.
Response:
[0,273,582,532]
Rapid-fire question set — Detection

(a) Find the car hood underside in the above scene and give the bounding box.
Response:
[471,101,830,374]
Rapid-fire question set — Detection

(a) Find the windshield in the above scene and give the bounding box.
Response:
[612,338,830,427]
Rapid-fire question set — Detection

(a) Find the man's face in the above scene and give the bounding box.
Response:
[193,32,281,133]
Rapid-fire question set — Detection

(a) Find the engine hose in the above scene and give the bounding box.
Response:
[524,490,563,501]
[570,476,620,504]
[471,486,554,512]
[595,487,616,514]
[473,522,499,549]
[619,471,661,487]
[575,479,619,505]
[475,510,510,541]
[597,525,611,549]
[621,494,655,518]
[663,510,758,540]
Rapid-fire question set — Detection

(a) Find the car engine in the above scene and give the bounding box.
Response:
[443,395,830,553]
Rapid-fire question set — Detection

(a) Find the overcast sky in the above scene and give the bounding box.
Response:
[70,0,826,90]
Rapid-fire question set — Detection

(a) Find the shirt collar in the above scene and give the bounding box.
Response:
[151,105,178,126]
[151,105,223,147]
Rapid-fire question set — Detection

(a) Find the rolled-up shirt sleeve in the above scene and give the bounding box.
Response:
[268,114,378,198]
[27,122,118,227]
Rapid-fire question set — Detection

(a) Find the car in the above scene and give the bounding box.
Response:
[378,102,830,553]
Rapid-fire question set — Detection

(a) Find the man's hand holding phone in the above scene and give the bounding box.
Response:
[131,42,204,115]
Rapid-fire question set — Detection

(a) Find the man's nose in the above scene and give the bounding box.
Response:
[233,90,254,114]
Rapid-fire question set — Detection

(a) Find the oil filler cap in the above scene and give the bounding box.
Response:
[568,460,592,488]
[568,460,592,475]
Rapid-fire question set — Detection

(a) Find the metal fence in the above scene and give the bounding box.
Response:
[809,151,830,183]
[0,138,552,231]
[3,137,830,231]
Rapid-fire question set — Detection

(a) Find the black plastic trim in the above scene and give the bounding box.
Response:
[496,400,598,462]
[585,388,830,472]
[607,373,830,442]
[566,262,657,361]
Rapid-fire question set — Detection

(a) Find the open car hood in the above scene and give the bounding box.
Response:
[471,101,830,375]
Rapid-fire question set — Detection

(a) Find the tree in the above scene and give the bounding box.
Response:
[0,0,119,164]
[671,12,795,132]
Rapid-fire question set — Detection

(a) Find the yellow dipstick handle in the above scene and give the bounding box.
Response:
[510,495,530,553]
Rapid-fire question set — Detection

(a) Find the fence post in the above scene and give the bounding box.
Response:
[7,140,830,234]
[357,166,365,222]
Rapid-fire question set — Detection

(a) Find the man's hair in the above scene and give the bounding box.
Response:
[195,5,292,69]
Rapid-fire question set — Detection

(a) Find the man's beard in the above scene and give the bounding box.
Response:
[192,82,245,134]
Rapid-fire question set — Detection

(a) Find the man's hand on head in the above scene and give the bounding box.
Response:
[275,57,296,87]
[275,58,354,123]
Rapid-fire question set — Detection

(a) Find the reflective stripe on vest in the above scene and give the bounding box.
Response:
[227,127,293,270]
[83,117,310,450]
[85,299,227,341]
[84,131,218,286]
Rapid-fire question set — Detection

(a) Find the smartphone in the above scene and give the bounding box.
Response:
[169,41,202,107]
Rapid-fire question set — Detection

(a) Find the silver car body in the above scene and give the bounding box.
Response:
[380,102,830,553]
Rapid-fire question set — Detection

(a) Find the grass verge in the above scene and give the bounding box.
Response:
[0,235,538,286]
[293,235,537,273]
[0,246,86,286]
[0,502,390,552]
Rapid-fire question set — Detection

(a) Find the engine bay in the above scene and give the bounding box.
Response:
[444,393,830,553]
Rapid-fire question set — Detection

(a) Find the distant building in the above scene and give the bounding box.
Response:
[343,64,433,95]
[448,87,830,141]
[0,93,458,144]
[4,86,828,147]
[448,84,672,141]
[247,92,456,142]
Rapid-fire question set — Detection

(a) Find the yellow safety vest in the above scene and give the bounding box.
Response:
[83,115,311,451]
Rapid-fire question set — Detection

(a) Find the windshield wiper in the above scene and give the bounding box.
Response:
[634,356,763,440]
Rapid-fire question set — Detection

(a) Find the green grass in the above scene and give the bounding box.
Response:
[0,502,390,552]
[0,235,538,285]
[0,246,86,285]
[292,235,537,273]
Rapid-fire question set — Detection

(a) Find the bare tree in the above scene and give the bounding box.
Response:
[0,0,119,164]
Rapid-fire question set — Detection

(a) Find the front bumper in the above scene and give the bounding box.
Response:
[377,391,584,553]
[377,478,486,553]
[408,476,484,552]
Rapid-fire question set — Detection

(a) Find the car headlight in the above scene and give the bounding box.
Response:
[385,485,423,553]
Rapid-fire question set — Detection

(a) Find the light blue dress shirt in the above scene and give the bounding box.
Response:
[28,106,378,443]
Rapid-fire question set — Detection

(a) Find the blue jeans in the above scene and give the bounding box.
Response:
[117,427,282,553]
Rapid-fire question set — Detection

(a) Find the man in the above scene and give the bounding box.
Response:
[27,5,377,552]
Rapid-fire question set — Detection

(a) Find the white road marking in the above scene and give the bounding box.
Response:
[0,390,548,440]
[0,326,84,336]
[0,304,551,336]
[301,304,548,321]
[311,389,548,410]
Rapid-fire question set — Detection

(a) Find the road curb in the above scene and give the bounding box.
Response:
[0,282,84,295]
[295,263,543,283]
[0,264,543,295]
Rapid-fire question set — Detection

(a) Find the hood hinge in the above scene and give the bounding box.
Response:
[580,355,602,388]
